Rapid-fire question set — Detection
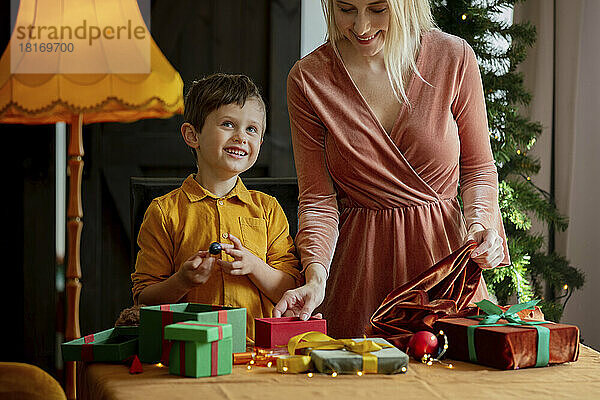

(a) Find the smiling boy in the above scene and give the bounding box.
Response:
[131,74,301,341]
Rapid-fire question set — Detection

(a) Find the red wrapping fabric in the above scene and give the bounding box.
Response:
[369,240,481,349]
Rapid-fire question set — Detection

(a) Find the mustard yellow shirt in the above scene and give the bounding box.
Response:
[131,174,301,340]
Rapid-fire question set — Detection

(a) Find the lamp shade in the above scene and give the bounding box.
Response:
[0,0,183,124]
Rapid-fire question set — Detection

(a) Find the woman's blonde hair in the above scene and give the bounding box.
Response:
[321,0,436,105]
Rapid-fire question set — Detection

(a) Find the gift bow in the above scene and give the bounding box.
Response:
[287,331,392,373]
[288,331,391,355]
[475,299,540,324]
[468,299,550,368]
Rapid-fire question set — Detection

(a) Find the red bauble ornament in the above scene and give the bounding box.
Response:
[407,331,439,359]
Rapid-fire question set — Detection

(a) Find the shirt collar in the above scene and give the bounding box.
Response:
[182,174,253,205]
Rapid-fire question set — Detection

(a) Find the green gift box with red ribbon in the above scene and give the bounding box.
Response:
[164,321,233,378]
[139,303,246,364]
[61,326,138,362]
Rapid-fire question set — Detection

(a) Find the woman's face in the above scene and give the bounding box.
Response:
[333,0,390,58]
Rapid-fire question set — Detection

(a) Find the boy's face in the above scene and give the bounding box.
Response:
[192,98,264,180]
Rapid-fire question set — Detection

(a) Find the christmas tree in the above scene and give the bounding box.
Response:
[431,0,584,321]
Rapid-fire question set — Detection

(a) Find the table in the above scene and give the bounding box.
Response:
[78,345,600,400]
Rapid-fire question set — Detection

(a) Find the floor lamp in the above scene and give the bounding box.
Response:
[0,1,184,398]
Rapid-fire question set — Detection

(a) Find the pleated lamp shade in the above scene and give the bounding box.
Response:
[0,0,183,124]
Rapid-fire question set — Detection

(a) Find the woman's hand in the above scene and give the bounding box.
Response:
[273,263,327,320]
[466,225,505,269]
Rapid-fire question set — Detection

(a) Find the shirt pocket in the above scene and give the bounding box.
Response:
[239,217,267,261]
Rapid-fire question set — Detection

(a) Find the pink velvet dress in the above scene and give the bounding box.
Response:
[287,30,510,338]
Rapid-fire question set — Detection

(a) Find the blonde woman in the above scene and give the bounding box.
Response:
[274,0,510,338]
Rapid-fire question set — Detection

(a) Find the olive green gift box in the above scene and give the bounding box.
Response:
[310,338,409,374]
[164,321,233,377]
[139,303,246,363]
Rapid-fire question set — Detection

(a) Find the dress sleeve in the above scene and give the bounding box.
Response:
[131,200,175,304]
[265,196,303,285]
[453,39,510,267]
[287,63,340,275]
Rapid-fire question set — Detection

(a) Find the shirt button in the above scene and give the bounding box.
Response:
[222,232,228,239]
[218,200,224,206]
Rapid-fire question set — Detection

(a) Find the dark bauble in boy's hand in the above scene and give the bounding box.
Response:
[209,242,222,255]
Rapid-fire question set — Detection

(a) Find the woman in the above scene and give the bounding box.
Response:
[273,0,510,338]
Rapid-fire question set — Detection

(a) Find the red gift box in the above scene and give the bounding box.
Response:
[434,317,579,369]
[254,317,327,348]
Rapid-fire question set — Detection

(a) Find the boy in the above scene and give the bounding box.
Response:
[131,73,301,341]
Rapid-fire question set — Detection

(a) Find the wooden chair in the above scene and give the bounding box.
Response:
[129,177,299,268]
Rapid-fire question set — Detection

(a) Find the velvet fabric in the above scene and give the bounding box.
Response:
[434,317,580,369]
[369,240,482,348]
[369,241,579,369]
[0,362,66,400]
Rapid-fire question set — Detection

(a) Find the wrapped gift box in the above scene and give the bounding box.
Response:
[254,317,327,348]
[310,338,408,374]
[139,303,246,363]
[164,321,233,378]
[61,326,138,362]
[434,317,580,369]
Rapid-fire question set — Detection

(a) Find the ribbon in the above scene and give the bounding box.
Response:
[211,305,228,324]
[160,304,173,365]
[233,352,254,365]
[467,300,550,367]
[81,334,95,361]
[287,331,392,373]
[276,355,312,373]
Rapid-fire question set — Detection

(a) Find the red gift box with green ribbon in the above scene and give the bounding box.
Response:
[138,303,246,364]
[164,321,232,378]
[434,300,580,369]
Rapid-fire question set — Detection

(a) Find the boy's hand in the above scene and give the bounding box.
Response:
[217,234,265,276]
[176,250,216,287]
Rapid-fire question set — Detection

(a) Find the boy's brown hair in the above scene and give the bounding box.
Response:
[184,73,266,160]
[184,73,266,133]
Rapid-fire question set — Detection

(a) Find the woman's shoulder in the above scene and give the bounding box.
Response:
[422,29,470,61]
[289,42,336,80]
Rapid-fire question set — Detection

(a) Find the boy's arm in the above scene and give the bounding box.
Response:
[137,269,192,305]
[133,200,214,305]
[138,250,215,305]
[218,197,302,305]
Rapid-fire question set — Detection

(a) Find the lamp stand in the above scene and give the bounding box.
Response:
[65,113,83,400]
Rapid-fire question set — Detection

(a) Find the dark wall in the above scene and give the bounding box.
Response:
[1,0,57,373]
[5,0,301,380]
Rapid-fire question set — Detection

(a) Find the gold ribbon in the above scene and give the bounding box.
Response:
[287,331,392,374]
[276,355,313,373]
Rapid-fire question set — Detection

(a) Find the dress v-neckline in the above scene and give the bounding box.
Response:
[332,33,429,138]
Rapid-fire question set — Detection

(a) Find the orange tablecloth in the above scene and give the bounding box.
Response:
[78,345,600,400]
